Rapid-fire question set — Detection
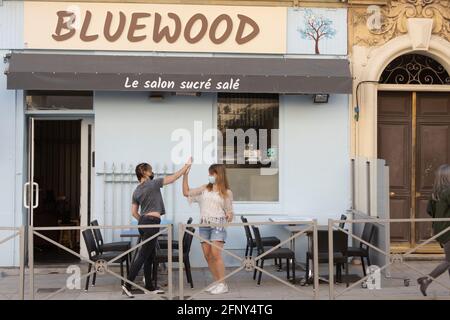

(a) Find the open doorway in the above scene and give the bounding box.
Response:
[32,120,82,263]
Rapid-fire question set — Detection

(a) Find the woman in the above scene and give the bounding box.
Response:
[183,164,234,295]
[417,164,450,296]
[122,159,191,298]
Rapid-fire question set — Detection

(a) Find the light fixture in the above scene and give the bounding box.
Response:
[172,92,202,97]
[149,92,164,100]
[313,94,329,103]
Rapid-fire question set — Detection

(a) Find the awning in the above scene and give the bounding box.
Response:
[5,53,352,94]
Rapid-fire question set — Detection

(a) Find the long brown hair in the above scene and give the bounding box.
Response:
[432,164,450,201]
[206,164,230,198]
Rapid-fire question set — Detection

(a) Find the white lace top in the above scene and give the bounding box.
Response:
[188,186,234,225]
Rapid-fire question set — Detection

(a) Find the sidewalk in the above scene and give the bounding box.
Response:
[0,261,449,300]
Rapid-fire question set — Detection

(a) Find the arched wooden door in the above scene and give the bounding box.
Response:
[377,54,450,252]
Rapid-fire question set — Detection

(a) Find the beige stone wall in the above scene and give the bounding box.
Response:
[348,0,450,158]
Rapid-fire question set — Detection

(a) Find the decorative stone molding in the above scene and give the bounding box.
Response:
[407,18,434,49]
[352,0,450,46]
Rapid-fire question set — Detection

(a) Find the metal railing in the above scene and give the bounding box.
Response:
[0,226,25,300]
[27,224,173,300]
[327,217,450,300]
[177,220,320,300]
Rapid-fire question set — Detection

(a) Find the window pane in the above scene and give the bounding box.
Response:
[26,91,93,110]
[218,93,279,201]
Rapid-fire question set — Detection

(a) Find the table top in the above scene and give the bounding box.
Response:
[269,216,314,223]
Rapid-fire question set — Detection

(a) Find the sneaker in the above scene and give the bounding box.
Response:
[145,287,165,295]
[122,285,135,298]
[210,283,229,295]
[205,284,218,293]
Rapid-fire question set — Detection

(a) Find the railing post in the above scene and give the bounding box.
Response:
[366,161,371,216]
[312,219,319,300]
[167,224,173,300]
[351,159,355,210]
[178,223,184,300]
[328,219,334,300]
[19,226,25,300]
[28,226,34,300]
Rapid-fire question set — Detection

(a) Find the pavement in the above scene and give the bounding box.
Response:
[1,260,449,300]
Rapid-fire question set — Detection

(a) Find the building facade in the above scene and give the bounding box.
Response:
[0,0,448,268]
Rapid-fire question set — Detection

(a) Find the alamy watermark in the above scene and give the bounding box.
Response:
[171,121,279,175]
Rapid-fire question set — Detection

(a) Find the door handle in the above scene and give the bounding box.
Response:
[415,192,422,198]
[32,182,39,209]
[390,192,396,197]
[23,182,30,209]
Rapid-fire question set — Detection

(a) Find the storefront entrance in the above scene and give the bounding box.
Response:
[378,91,450,252]
[30,120,82,263]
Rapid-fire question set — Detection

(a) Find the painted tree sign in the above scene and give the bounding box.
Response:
[287,8,347,55]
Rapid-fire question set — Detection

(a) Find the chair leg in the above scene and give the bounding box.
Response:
[253,260,259,280]
[120,261,124,286]
[257,259,264,285]
[85,264,92,291]
[366,255,371,267]
[245,245,249,258]
[305,255,310,284]
[336,264,342,283]
[361,256,367,277]
[292,258,296,283]
[345,260,349,288]
[286,258,290,280]
[185,259,194,288]
[249,245,253,257]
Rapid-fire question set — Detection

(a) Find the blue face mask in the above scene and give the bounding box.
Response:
[208,175,216,185]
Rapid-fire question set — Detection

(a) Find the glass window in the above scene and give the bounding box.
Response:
[217,93,279,202]
[26,91,93,110]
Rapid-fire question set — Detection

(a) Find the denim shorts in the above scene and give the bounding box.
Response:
[199,226,227,243]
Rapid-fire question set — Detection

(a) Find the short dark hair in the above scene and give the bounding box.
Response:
[135,163,152,181]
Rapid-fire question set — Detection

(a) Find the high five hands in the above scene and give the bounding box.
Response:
[184,156,193,175]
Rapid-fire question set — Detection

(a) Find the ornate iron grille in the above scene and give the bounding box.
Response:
[379,54,450,85]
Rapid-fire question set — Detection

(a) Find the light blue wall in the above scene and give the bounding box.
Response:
[94,92,350,267]
[0,49,24,267]
[281,94,351,221]
[0,1,24,50]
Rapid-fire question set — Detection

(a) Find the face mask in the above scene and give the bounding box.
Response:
[149,173,154,180]
[208,175,216,185]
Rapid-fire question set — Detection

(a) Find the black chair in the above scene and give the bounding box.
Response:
[305,230,349,286]
[158,217,193,250]
[90,220,131,253]
[251,225,296,285]
[339,214,347,229]
[241,216,281,266]
[347,223,376,276]
[153,226,196,288]
[82,229,129,291]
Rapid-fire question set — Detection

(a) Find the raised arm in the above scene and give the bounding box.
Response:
[183,167,191,197]
[163,157,192,186]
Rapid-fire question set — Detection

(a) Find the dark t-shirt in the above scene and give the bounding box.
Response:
[132,178,165,216]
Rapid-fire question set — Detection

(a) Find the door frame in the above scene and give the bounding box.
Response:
[377,88,446,253]
[24,115,94,256]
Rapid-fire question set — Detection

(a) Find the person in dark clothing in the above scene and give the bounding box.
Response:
[122,158,191,298]
[417,164,450,296]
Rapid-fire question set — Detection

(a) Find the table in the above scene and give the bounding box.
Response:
[268,216,314,253]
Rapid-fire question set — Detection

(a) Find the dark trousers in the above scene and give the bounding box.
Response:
[429,240,450,279]
[126,215,160,290]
